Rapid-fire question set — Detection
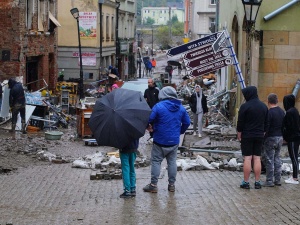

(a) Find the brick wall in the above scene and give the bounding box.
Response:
[258,30,300,109]
[0,0,58,91]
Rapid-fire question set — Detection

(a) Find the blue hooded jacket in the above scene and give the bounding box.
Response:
[149,86,190,146]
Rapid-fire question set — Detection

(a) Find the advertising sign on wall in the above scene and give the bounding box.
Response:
[73,52,96,66]
[79,12,97,39]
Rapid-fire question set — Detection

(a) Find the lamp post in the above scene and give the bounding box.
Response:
[241,0,263,85]
[151,25,153,56]
[70,8,84,100]
[99,0,104,80]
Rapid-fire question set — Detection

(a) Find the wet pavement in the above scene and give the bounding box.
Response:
[1,132,300,225]
[1,55,300,224]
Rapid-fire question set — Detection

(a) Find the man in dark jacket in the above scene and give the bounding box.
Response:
[143,86,190,193]
[237,86,268,189]
[8,78,26,134]
[144,78,159,141]
[282,94,300,184]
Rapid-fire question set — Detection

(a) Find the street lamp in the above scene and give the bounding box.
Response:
[241,0,263,85]
[99,0,104,80]
[70,8,84,100]
[242,0,263,32]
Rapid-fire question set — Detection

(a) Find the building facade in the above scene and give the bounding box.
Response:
[219,0,300,117]
[141,7,184,26]
[184,0,216,39]
[0,0,60,91]
[57,0,136,82]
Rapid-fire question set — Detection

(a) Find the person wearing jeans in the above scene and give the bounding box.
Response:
[262,93,285,187]
[282,94,300,184]
[143,86,190,193]
[119,139,139,198]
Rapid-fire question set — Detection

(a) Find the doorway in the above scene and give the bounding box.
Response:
[26,57,39,91]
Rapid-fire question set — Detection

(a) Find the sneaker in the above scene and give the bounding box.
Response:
[255,181,262,189]
[240,181,250,189]
[284,177,299,184]
[193,131,196,136]
[198,134,202,138]
[168,184,175,192]
[262,181,274,187]
[120,191,132,198]
[143,183,158,193]
[131,189,136,197]
[274,180,282,186]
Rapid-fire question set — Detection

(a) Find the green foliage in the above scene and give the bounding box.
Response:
[145,17,155,25]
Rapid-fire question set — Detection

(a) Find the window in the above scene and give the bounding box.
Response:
[26,0,34,30]
[152,11,155,16]
[106,15,109,40]
[111,17,114,40]
[209,17,216,33]
[210,0,216,5]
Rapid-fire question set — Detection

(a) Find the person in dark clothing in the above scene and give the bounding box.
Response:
[144,78,159,140]
[282,94,300,184]
[237,86,268,189]
[109,65,119,78]
[188,85,208,138]
[262,93,285,187]
[144,78,159,109]
[119,139,139,198]
[165,63,173,83]
[8,78,26,134]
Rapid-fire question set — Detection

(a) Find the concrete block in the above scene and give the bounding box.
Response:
[289,32,300,46]
[260,59,287,73]
[263,31,289,45]
[274,45,300,60]
[260,45,274,59]
[287,60,300,74]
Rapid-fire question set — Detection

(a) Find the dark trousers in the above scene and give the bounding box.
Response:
[287,140,300,179]
[12,103,26,125]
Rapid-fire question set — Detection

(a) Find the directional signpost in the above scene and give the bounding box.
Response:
[167,29,246,89]
[166,32,220,57]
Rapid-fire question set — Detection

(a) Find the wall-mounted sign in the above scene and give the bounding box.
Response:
[72,52,96,66]
[79,12,97,39]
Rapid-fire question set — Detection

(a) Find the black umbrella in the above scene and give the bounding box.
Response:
[167,60,182,67]
[88,88,151,149]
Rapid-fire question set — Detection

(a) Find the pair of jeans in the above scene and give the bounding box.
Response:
[150,143,178,185]
[120,152,137,192]
[263,136,283,183]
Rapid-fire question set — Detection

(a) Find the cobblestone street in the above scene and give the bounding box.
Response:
[1,133,300,225]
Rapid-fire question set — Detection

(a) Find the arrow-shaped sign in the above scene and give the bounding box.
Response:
[212,31,227,54]
[166,32,220,57]
[182,44,213,61]
[185,48,230,70]
[189,58,232,77]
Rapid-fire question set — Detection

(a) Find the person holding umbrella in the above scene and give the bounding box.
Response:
[143,86,190,193]
[119,138,139,198]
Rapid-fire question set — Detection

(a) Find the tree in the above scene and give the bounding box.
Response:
[145,17,155,25]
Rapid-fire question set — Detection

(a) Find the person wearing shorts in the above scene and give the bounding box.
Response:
[237,86,268,189]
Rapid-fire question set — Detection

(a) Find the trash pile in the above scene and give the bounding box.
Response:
[71,152,150,180]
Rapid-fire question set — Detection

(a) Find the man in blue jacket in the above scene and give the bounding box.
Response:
[237,86,268,189]
[143,86,190,193]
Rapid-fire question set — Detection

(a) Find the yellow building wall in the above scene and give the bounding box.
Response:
[58,0,116,48]
[258,30,300,109]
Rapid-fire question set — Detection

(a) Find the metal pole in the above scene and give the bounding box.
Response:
[76,18,84,100]
[224,29,246,89]
[99,2,103,80]
[151,26,153,56]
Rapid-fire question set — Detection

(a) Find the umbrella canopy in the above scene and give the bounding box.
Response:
[88,88,151,149]
[167,60,182,67]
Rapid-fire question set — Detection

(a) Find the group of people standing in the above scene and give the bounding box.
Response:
[237,86,300,189]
